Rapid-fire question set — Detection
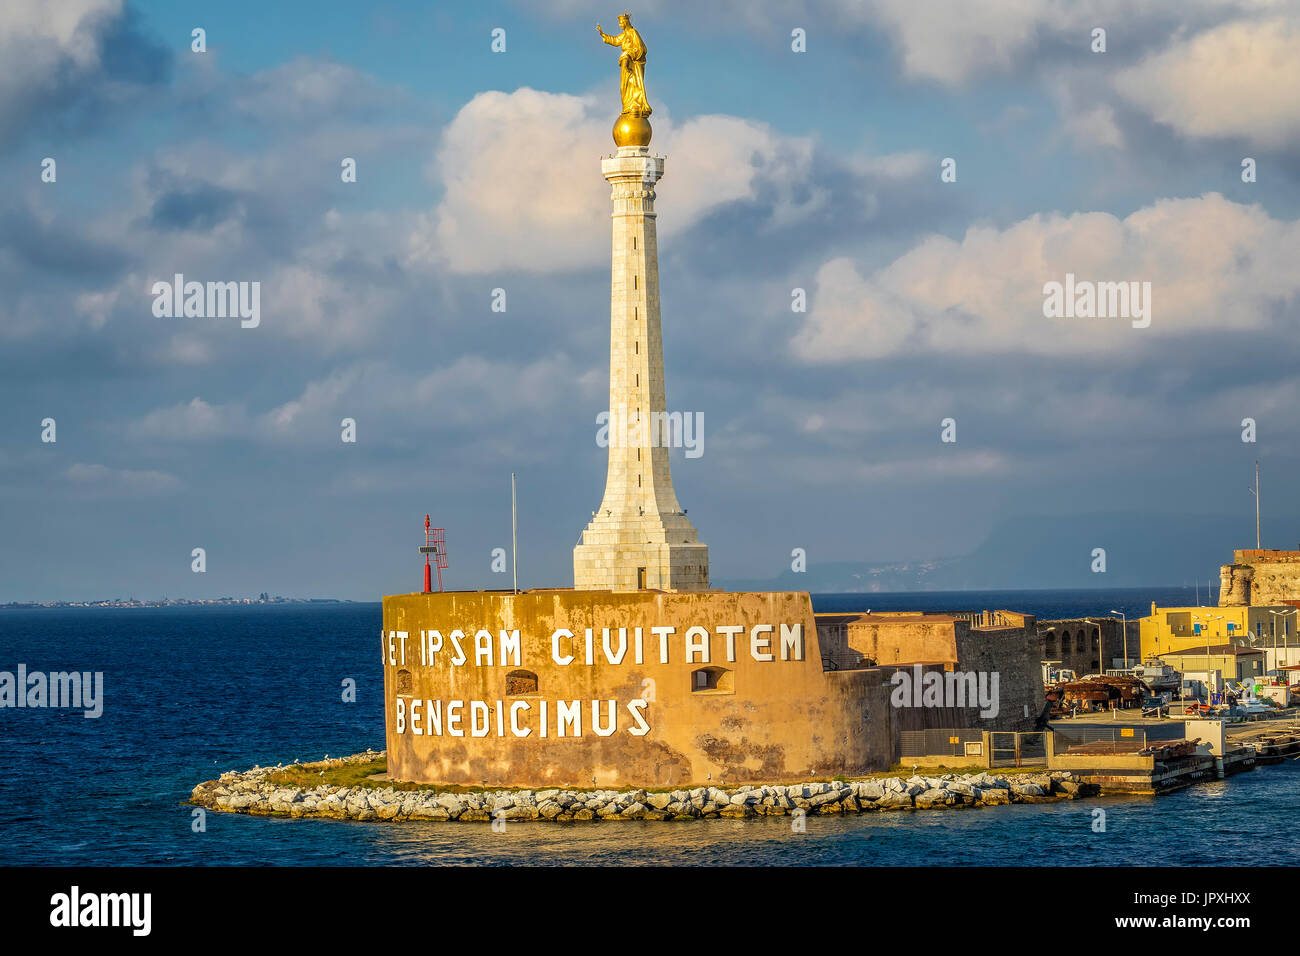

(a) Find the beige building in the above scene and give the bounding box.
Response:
[1157,644,1265,686]
[815,610,1046,733]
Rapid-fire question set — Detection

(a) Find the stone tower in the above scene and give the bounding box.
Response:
[573,144,709,591]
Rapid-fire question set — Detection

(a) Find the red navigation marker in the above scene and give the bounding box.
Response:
[419,515,448,593]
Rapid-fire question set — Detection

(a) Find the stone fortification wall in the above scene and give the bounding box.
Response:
[383,589,893,787]
[1220,549,1300,606]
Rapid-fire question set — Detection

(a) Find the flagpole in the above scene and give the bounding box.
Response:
[511,472,518,594]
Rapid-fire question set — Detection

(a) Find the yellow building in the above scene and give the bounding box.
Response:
[1138,603,1296,659]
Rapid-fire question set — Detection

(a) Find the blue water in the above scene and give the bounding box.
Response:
[1,588,1293,866]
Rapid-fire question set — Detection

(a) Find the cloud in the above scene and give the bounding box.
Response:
[126,353,600,449]
[128,397,249,440]
[792,193,1300,361]
[261,354,599,437]
[1064,105,1124,151]
[410,88,823,274]
[1114,16,1300,149]
[65,462,181,493]
[230,56,407,126]
[799,0,1273,86]
[0,0,169,143]
[862,0,1072,85]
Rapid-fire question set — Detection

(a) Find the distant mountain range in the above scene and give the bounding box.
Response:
[718,512,1298,593]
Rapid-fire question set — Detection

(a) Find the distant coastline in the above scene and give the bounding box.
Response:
[1,595,357,610]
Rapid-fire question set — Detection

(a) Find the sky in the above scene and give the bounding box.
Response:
[2,0,1299,601]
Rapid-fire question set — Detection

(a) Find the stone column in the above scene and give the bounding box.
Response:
[573,145,709,591]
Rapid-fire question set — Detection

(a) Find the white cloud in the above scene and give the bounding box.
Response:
[128,397,248,440]
[232,57,401,125]
[824,0,1276,85]
[65,462,181,493]
[409,88,822,274]
[1114,16,1300,149]
[863,0,1065,85]
[1064,105,1124,150]
[0,0,161,139]
[793,193,1300,361]
[0,0,117,67]
[127,353,600,447]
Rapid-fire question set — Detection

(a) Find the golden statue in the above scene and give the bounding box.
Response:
[597,13,653,146]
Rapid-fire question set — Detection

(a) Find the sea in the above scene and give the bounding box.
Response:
[2,586,1296,866]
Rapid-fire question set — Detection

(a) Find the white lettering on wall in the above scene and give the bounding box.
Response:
[551,628,574,665]
[557,699,581,737]
[684,626,710,663]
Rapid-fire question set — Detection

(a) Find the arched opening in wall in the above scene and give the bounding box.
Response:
[1092,633,1100,650]
[505,669,539,696]
[1044,636,1057,656]
[396,669,412,695]
[690,666,733,695]
[1075,633,1086,652]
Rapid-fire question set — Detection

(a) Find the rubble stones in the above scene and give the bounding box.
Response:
[189,750,1099,824]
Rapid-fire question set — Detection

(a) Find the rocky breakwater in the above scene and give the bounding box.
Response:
[190,752,1097,823]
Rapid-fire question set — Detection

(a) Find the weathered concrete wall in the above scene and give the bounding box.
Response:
[825,611,1044,736]
[382,589,893,787]
[955,623,1045,732]
[841,613,959,666]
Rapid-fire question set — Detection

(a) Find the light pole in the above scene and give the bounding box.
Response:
[1037,625,1056,682]
[1192,613,1224,708]
[1268,608,1298,670]
[1084,618,1104,677]
[1110,610,1129,669]
[511,472,518,594]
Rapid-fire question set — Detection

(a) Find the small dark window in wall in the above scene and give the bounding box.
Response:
[691,666,733,694]
[396,669,412,695]
[506,669,539,696]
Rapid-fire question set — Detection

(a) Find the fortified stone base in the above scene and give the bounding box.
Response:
[573,517,709,591]
[381,588,890,788]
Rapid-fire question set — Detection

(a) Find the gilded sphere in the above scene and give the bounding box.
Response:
[613,113,652,147]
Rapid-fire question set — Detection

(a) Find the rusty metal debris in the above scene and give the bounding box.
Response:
[1046,675,1146,715]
